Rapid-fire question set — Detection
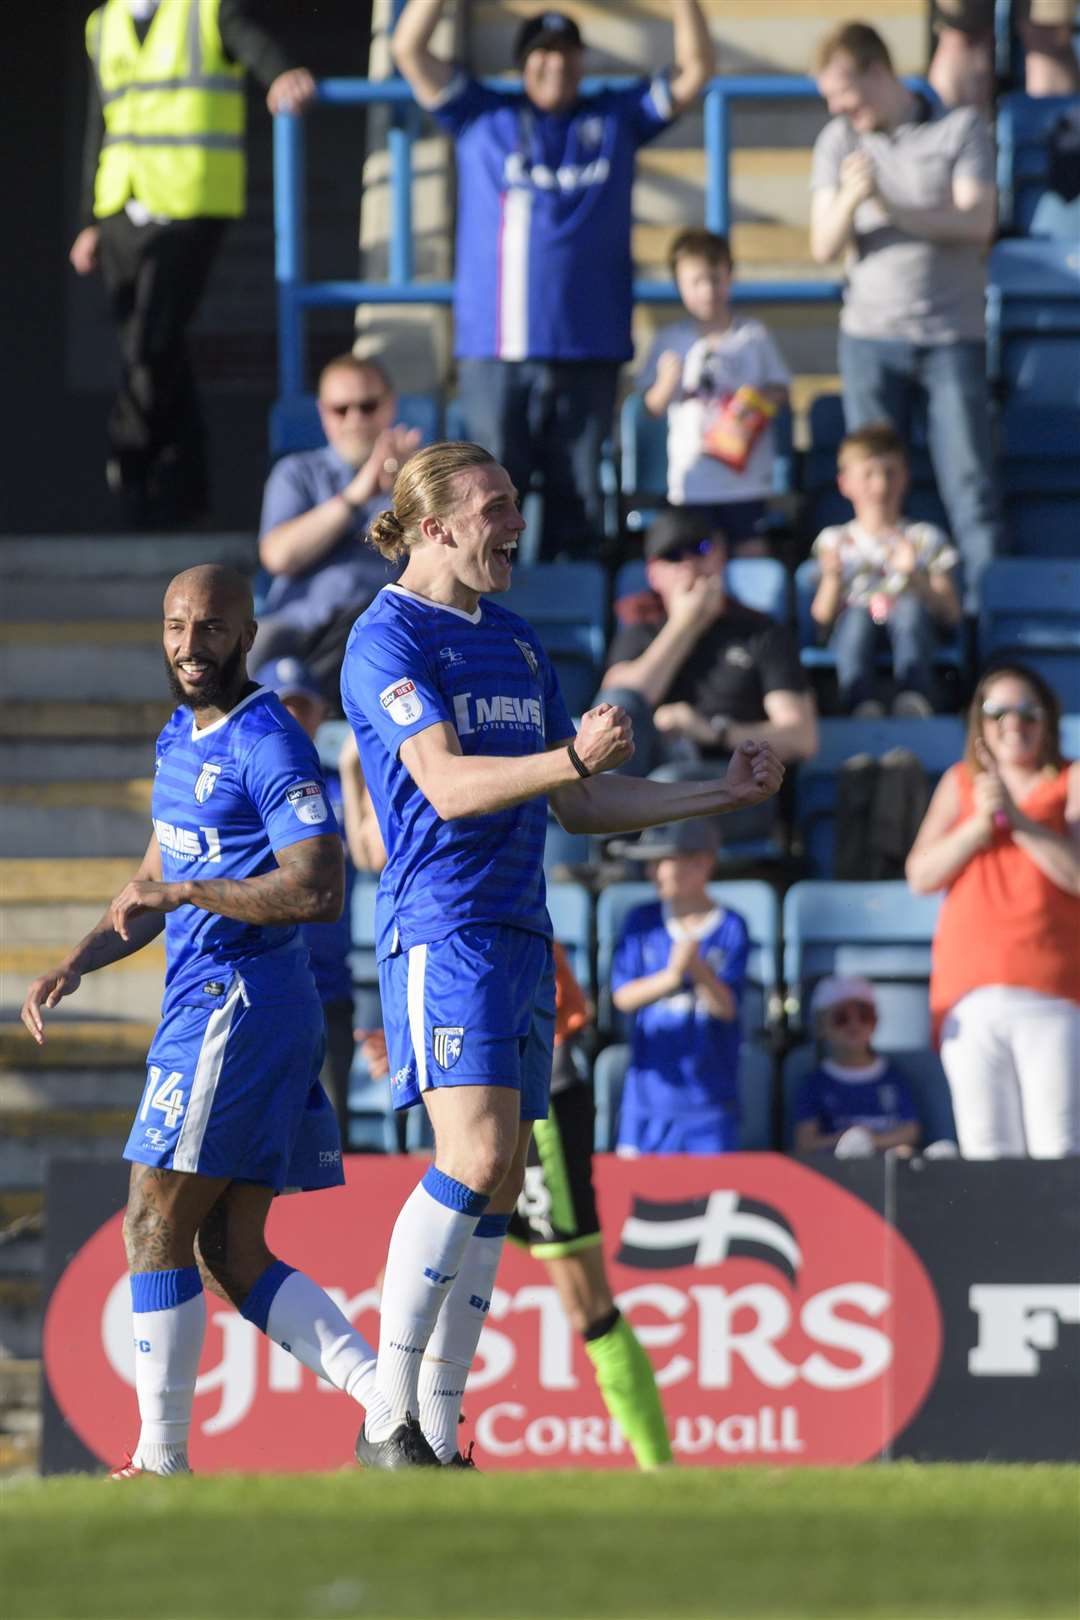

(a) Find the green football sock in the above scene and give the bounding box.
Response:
[584,1311,673,1469]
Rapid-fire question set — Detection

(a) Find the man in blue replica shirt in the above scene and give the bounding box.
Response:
[21,566,379,1477]
[340,440,783,1467]
[611,819,748,1155]
[392,2,714,557]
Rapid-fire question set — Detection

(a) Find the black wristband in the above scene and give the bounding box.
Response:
[567,742,591,780]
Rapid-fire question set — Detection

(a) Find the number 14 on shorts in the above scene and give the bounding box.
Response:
[140,1066,186,1129]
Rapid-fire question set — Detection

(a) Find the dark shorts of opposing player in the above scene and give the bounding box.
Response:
[381,924,555,1121]
[124,977,344,1193]
[508,1081,602,1258]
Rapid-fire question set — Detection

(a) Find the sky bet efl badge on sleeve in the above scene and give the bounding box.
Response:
[380,677,423,726]
[286,781,329,825]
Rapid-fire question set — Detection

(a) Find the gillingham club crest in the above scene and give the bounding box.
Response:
[193,763,222,804]
[433,1027,465,1069]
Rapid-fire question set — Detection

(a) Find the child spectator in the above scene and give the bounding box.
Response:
[811,422,961,717]
[639,229,791,553]
[610,819,748,1154]
[793,976,920,1157]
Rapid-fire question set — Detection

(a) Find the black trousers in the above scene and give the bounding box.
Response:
[97,211,227,513]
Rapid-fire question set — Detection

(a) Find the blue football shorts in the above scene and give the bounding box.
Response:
[124,976,344,1193]
[380,924,555,1121]
[617,1102,741,1156]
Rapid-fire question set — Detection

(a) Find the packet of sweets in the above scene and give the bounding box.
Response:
[701,384,777,472]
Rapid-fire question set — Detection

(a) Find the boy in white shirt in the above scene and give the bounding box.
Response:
[639,230,791,553]
[811,422,961,716]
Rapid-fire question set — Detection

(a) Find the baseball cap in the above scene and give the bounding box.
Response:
[809,975,878,1018]
[254,657,325,706]
[609,818,720,862]
[643,509,727,562]
[514,10,584,66]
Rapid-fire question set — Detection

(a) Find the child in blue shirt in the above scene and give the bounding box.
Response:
[794,975,920,1157]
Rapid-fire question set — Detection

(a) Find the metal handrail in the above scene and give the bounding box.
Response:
[274,73,845,397]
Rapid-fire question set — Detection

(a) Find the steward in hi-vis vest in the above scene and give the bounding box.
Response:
[71,0,314,526]
[87,0,245,219]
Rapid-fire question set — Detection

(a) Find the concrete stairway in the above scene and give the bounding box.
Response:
[0,531,255,1469]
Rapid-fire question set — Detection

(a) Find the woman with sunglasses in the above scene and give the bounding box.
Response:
[907,663,1080,1158]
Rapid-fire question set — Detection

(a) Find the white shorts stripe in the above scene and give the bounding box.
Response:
[498,188,531,362]
[172,977,245,1173]
[406,943,429,1091]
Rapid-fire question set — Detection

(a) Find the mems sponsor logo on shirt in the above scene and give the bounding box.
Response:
[453,692,543,737]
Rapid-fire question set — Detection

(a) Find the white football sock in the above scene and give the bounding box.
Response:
[365,1166,488,1442]
[129,1267,206,1475]
[266,1270,377,1406]
[419,1214,508,1462]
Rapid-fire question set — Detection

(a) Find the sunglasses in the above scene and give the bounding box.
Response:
[659,539,715,563]
[981,702,1043,725]
[827,1003,875,1028]
[325,397,386,417]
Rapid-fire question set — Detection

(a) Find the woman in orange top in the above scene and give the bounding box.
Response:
[907,663,1080,1158]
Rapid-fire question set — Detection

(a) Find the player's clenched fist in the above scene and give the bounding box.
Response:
[573,703,635,775]
[724,739,784,806]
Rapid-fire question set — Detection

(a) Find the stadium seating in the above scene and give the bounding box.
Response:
[595,878,781,1037]
[999,401,1080,557]
[499,561,608,716]
[800,393,949,545]
[793,558,965,676]
[986,240,1080,406]
[614,555,790,623]
[591,1040,776,1153]
[268,390,441,460]
[545,880,593,990]
[995,92,1080,235]
[781,880,942,1046]
[978,558,1080,707]
[780,1042,957,1151]
[794,715,965,877]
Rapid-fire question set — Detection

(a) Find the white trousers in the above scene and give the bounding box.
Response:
[940,985,1080,1159]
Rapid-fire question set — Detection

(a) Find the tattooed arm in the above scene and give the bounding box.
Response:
[20,834,166,1045]
[110,833,345,940]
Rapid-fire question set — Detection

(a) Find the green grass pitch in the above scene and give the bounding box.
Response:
[2,1465,1077,1620]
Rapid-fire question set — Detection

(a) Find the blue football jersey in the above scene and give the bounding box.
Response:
[795,1059,918,1137]
[340,583,574,958]
[152,687,339,1013]
[432,75,674,361]
[611,901,749,1115]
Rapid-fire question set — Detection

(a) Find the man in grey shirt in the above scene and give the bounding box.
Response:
[810,21,1003,605]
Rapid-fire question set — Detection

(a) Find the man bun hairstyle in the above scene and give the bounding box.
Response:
[815,21,894,75]
[367,440,497,561]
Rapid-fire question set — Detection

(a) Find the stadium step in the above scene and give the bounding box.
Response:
[1,858,138,905]
[4,739,162,785]
[0,1021,156,1069]
[1,639,170,703]
[0,947,163,1019]
[0,1067,144,1112]
[0,784,153,859]
[0,701,171,741]
[0,531,255,621]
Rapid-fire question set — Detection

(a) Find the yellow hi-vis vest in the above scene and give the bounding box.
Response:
[87,0,245,220]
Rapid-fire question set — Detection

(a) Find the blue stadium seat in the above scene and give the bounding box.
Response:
[595,879,780,1038]
[592,1040,776,1152]
[987,240,1080,406]
[1000,402,1080,556]
[543,814,593,877]
[346,1054,398,1153]
[803,393,950,537]
[349,877,379,993]
[781,1043,956,1150]
[613,557,790,624]
[545,881,592,991]
[793,559,964,674]
[1061,714,1080,758]
[996,92,1080,234]
[781,881,942,1045]
[500,562,607,715]
[795,716,965,877]
[978,558,1080,707]
[268,391,441,460]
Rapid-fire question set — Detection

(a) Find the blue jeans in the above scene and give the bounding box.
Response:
[830,594,937,710]
[456,358,618,559]
[839,334,1004,609]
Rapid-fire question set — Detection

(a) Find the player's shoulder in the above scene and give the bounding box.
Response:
[222,687,316,768]
[480,596,540,643]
